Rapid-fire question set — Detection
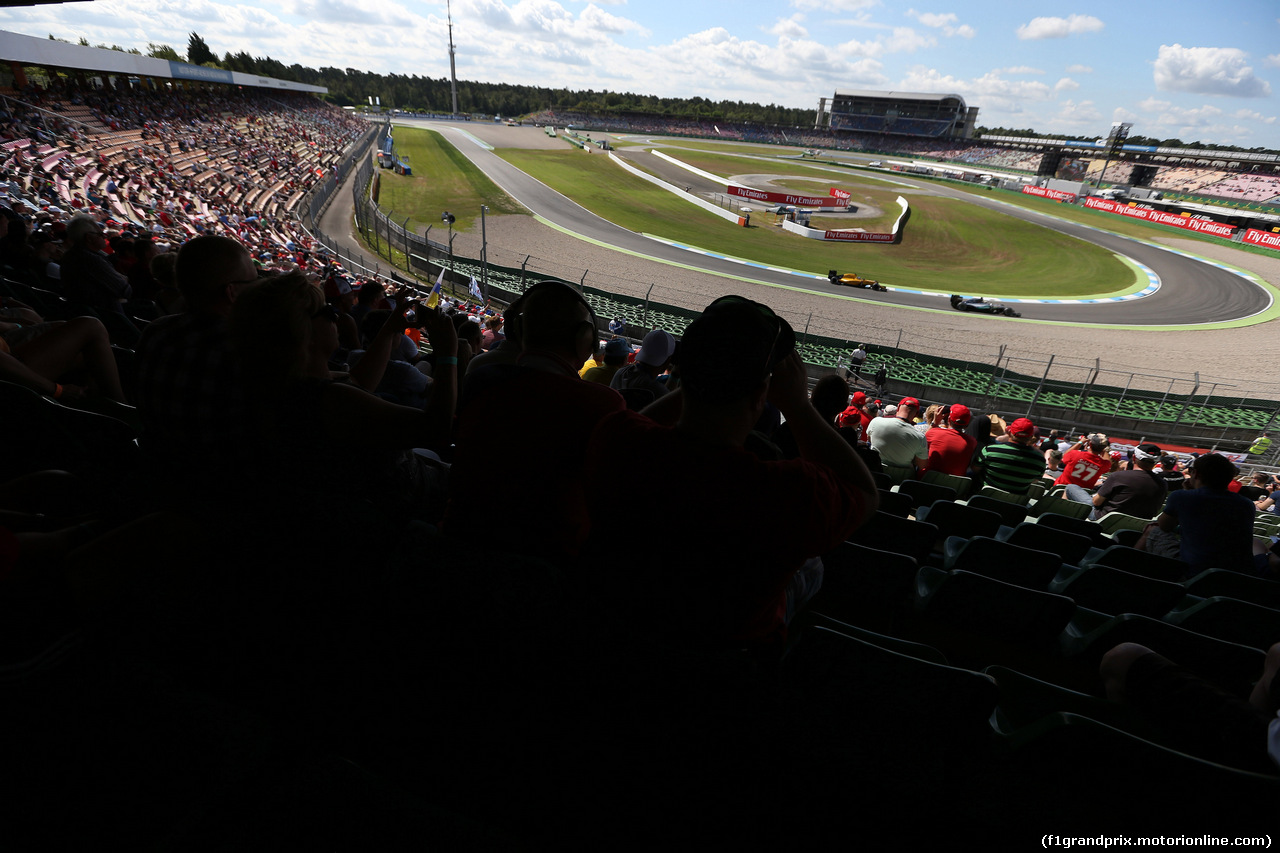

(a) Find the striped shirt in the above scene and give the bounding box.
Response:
[976,441,1045,495]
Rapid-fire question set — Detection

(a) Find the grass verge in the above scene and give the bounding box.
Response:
[376,127,523,236]
[497,147,1131,297]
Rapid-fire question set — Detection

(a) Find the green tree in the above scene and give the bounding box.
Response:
[187,32,215,65]
[147,43,182,61]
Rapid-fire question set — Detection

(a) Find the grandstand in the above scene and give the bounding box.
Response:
[826,89,976,139]
[3,37,1279,848]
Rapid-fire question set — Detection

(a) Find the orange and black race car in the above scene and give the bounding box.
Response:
[827,270,887,292]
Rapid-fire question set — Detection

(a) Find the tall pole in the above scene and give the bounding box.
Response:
[480,204,489,300]
[447,0,459,117]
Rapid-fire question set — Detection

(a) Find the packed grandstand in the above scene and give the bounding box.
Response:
[2,44,1278,848]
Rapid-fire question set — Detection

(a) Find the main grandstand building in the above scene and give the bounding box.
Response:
[822,89,978,139]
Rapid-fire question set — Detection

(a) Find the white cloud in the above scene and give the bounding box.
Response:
[767,15,808,38]
[1153,44,1271,98]
[1054,77,1080,92]
[1016,15,1104,40]
[820,26,934,60]
[1050,99,1103,125]
[1265,53,1280,68]
[1233,108,1277,125]
[898,65,1053,115]
[1066,64,1093,74]
[790,0,879,10]
[882,26,934,53]
[1003,66,1045,75]
[906,9,975,38]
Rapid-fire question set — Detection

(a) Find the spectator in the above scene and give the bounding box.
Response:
[1090,442,1168,521]
[480,315,505,351]
[134,234,257,494]
[1155,452,1255,576]
[447,280,624,561]
[1098,641,1280,775]
[866,395,927,473]
[1059,434,1111,505]
[971,417,1044,495]
[582,337,630,386]
[58,214,131,315]
[229,270,456,524]
[610,329,675,402]
[584,295,877,650]
[924,403,975,476]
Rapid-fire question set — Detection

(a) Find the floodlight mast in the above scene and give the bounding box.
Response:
[447,0,459,117]
[1096,121,1132,189]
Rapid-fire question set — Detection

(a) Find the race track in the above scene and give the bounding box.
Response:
[393,119,1273,328]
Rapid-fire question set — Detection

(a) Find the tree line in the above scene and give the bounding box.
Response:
[50,31,820,127]
[47,32,1276,154]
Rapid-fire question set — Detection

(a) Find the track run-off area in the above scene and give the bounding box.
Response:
[386,118,1280,332]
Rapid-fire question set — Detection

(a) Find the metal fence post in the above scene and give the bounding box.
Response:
[1172,373,1201,431]
[1026,354,1054,418]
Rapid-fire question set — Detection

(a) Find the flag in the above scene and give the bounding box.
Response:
[468,275,483,302]
[426,268,444,308]
[714,125,721,135]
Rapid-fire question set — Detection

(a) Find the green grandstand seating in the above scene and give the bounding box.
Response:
[1184,568,1280,610]
[1163,596,1280,652]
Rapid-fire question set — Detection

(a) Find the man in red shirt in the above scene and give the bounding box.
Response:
[924,403,977,476]
[1058,434,1111,505]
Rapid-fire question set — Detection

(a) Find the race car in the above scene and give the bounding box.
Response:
[828,270,887,292]
[950,294,1021,317]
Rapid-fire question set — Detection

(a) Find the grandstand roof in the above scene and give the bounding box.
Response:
[0,29,326,94]
[833,90,966,105]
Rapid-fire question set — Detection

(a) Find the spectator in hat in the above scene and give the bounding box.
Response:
[1090,442,1167,521]
[972,417,1044,495]
[611,329,675,401]
[866,395,927,473]
[924,403,976,476]
[838,390,873,437]
[582,336,630,386]
[448,280,624,561]
[584,295,877,650]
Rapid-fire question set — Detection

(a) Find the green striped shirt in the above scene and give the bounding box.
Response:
[977,442,1045,495]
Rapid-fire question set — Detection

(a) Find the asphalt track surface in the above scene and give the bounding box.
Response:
[396,120,1270,327]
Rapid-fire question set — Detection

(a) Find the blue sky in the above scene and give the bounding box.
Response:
[2,0,1277,149]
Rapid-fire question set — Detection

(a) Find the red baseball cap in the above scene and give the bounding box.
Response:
[851,391,867,404]
[949,403,972,426]
[899,397,920,409]
[1008,417,1036,437]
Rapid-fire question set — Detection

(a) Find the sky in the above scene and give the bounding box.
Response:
[1,0,1278,150]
